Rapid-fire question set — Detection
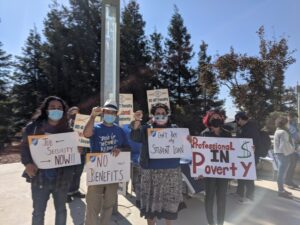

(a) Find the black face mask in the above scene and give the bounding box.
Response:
[210,119,223,128]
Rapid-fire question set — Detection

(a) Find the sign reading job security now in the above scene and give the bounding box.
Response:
[85,152,130,186]
[148,128,191,159]
[28,132,81,169]
[191,137,256,180]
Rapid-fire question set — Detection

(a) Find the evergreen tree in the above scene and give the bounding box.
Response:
[11,28,48,129]
[197,41,223,113]
[148,30,165,89]
[120,0,150,111]
[0,42,13,147]
[165,6,194,106]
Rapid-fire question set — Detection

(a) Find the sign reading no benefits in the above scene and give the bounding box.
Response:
[85,152,130,186]
[148,128,191,159]
[28,132,81,169]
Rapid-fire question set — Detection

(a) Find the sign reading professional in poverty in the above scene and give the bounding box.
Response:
[73,114,101,147]
[148,128,191,159]
[191,137,256,180]
[85,152,130,186]
[119,93,133,126]
[147,89,171,114]
[28,132,81,169]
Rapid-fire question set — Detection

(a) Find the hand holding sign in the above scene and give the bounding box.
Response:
[111,148,121,157]
[25,163,38,178]
[133,110,143,130]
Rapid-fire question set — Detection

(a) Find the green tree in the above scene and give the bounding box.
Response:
[120,0,150,110]
[0,42,13,147]
[11,28,48,129]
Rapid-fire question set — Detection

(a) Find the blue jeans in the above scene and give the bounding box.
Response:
[31,181,68,225]
[276,153,291,192]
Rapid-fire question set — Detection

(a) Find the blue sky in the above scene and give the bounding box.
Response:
[0,0,299,117]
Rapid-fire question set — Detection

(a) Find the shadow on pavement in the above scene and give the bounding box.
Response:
[68,198,86,225]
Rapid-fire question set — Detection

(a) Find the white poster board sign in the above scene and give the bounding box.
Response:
[85,152,131,186]
[147,89,170,114]
[119,94,134,126]
[191,136,256,180]
[73,114,101,147]
[148,128,191,159]
[28,132,81,169]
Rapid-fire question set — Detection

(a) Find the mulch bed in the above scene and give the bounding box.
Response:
[0,144,21,164]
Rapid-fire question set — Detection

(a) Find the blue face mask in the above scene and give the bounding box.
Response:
[103,114,116,124]
[48,109,63,121]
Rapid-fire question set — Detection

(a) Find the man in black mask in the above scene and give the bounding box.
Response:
[234,111,260,204]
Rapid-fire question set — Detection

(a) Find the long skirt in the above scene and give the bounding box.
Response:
[137,167,185,220]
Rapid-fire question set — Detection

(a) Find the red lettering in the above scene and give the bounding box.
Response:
[192,152,205,173]
[229,163,238,176]
[241,162,252,177]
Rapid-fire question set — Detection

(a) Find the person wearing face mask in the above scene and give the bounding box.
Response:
[20,96,74,225]
[83,99,131,225]
[201,110,231,225]
[130,103,186,225]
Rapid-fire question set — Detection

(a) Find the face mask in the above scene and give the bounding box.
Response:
[48,109,63,121]
[210,119,223,128]
[103,114,116,124]
[154,115,168,125]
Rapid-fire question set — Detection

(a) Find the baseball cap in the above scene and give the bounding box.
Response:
[103,99,118,111]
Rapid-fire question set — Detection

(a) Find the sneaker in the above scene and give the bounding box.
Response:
[286,183,300,189]
[278,191,293,199]
[72,191,86,198]
[67,195,73,203]
[239,197,252,204]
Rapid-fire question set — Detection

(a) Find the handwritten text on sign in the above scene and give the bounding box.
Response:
[148,128,191,159]
[28,132,81,169]
[147,89,171,115]
[85,152,130,186]
[191,136,256,180]
[73,114,101,147]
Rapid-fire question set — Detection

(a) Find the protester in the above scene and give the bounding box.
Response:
[130,103,185,225]
[274,116,294,198]
[21,96,74,225]
[83,99,130,225]
[234,111,260,203]
[285,112,300,189]
[67,106,86,202]
[201,110,231,225]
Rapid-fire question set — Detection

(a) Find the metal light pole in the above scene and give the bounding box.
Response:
[100,0,120,106]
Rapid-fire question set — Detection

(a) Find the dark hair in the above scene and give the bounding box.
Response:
[150,103,169,115]
[203,110,223,128]
[32,96,69,121]
[235,111,248,122]
[68,106,80,115]
[275,116,288,129]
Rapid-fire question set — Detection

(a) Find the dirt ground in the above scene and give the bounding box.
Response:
[0,143,21,164]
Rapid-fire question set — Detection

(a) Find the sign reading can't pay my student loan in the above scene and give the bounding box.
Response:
[28,132,81,169]
[85,152,130,186]
[148,128,191,159]
[191,136,256,180]
[147,89,171,114]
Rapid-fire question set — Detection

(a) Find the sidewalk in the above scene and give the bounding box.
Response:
[1,163,300,225]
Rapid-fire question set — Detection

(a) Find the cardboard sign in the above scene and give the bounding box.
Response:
[191,136,257,180]
[119,94,134,126]
[85,152,130,186]
[73,114,101,147]
[148,128,191,159]
[28,132,81,169]
[147,89,171,114]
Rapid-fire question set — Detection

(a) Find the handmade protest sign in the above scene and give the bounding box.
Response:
[146,89,171,114]
[191,136,256,180]
[73,114,101,147]
[85,152,130,186]
[119,94,133,126]
[148,128,191,159]
[28,132,81,169]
